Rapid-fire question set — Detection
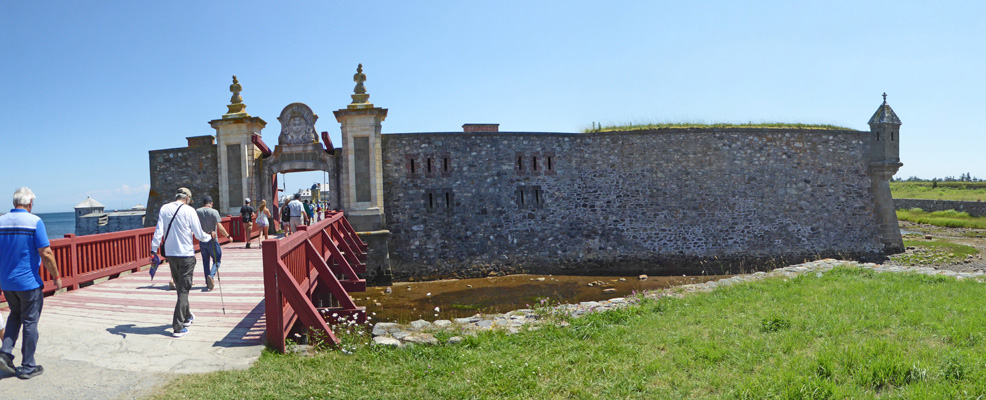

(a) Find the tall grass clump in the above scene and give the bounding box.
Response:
[896,208,986,229]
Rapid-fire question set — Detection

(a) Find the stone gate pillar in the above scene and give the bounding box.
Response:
[333,64,392,285]
[333,64,388,231]
[209,76,267,215]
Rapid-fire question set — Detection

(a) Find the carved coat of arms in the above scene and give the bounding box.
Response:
[277,103,319,145]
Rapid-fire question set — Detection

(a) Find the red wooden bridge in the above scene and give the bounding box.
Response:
[0,211,367,378]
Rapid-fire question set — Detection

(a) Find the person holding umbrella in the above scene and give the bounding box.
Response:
[196,195,229,291]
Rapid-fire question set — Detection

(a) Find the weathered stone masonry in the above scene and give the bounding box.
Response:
[145,136,220,227]
[382,128,892,279]
[145,71,903,282]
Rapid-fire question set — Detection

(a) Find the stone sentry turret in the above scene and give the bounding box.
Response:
[866,93,904,253]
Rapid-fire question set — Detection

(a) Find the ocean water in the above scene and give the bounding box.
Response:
[36,211,76,239]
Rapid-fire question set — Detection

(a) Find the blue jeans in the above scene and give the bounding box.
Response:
[201,240,221,280]
[2,287,43,372]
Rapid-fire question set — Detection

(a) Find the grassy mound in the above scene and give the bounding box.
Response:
[584,122,854,133]
[152,267,986,399]
[891,182,986,202]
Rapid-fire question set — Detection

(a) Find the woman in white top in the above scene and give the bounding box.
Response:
[255,199,273,244]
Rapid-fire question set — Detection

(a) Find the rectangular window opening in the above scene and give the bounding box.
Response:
[410,159,416,173]
[519,190,525,205]
[443,158,449,172]
[534,189,540,205]
[427,158,433,173]
[445,192,451,208]
[428,192,434,209]
[533,156,538,171]
[891,132,895,141]
[547,156,553,171]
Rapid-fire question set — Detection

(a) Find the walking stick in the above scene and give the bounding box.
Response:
[214,240,227,315]
[216,268,227,315]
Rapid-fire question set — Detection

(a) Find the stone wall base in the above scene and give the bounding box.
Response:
[388,251,890,282]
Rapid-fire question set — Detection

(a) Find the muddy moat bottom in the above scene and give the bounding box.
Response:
[353,274,730,323]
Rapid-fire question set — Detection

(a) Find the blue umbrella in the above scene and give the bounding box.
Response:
[149,253,161,280]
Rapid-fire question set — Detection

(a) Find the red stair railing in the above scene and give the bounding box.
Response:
[262,211,367,352]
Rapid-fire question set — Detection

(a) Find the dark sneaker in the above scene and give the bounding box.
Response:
[206,275,215,291]
[184,312,195,327]
[245,243,251,248]
[17,365,43,380]
[168,281,176,291]
[0,353,15,374]
[173,328,188,338]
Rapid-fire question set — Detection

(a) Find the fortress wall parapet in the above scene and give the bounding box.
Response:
[381,128,885,279]
[894,198,986,218]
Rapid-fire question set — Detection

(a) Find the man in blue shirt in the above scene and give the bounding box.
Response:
[0,187,62,379]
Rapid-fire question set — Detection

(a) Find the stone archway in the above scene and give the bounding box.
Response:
[256,103,341,222]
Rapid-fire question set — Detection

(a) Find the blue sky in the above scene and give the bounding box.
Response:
[1,1,983,213]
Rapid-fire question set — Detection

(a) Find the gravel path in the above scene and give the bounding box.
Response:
[0,355,172,400]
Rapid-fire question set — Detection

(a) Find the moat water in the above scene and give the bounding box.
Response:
[354,274,730,323]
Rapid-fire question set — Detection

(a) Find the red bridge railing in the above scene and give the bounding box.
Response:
[0,215,258,303]
[262,211,367,352]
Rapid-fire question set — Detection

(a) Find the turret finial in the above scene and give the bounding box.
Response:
[882,92,887,103]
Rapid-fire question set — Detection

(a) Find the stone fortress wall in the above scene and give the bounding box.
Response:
[894,198,986,218]
[144,136,220,227]
[144,71,904,283]
[381,129,887,279]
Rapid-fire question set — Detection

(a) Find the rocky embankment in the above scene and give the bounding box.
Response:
[369,259,986,348]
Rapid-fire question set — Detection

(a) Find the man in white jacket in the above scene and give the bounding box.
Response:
[150,188,213,338]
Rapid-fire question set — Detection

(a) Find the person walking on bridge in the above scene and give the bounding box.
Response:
[287,194,309,234]
[196,195,229,292]
[0,187,62,379]
[240,198,255,248]
[151,188,212,338]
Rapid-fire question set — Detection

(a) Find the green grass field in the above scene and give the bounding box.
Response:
[891,182,986,202]
[152,267,986,399]
[584,121,854,133]
[896,209,986,230]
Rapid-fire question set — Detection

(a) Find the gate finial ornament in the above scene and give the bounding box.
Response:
[350,64,371,107]
[224,75,248,117]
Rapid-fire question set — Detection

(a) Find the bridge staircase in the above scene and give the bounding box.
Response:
[261,212,368,352]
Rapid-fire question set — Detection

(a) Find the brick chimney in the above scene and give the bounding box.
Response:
[462,123,499,133]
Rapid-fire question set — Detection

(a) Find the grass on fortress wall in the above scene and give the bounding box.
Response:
[584,121,854,133]
[891,181,986,201]
[154,267,986,399]
[897,208,986,229]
